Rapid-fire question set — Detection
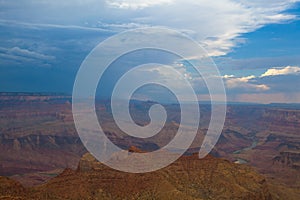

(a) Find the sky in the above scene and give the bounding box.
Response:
[0,0,300,103]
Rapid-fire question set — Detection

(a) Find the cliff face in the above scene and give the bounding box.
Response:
[225,106,300,133]
[0,97,86,179]
[273,151,300,170]
[261,109,300,133]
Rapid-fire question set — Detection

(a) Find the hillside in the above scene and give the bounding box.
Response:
[1,152,273,200]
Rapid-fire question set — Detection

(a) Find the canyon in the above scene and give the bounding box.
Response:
[0,93,300,199]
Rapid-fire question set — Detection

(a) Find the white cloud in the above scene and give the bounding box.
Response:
[261,66,300,77]
[106,0,173,9]
[222,74,234,79]
[8,47,55,60]
[222,65,300,95]
[0,19,112,32]
[223,74,270,91]
[0,47,55,63]
[104,0,299,56]
[135,64,194,90]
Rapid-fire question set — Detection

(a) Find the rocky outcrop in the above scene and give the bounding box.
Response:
[47,152,274,200]
[0,176,26,199]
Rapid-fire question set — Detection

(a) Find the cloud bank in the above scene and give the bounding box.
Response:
[0,0,299,56]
